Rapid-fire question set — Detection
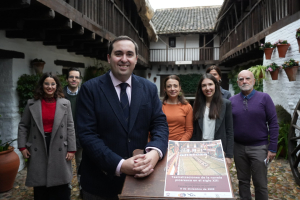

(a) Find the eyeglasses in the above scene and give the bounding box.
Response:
[238,77,251,82]
[44,83,56,87]
[243,99,248,111]
[68,76,81,80]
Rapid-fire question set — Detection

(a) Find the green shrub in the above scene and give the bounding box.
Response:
[16,74,41,114]
[177,74,202,96]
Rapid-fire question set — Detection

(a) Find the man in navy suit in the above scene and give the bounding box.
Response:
[76,36,169,199]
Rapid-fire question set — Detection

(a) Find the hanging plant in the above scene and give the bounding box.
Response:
[260,42,275,60]
[296,28,300,53]
[282,59,299,81]
[273,40,290,58]
[248,65,267,84]
[266,62,281,80]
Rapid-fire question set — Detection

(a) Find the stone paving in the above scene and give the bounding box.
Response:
[0,158,299,200]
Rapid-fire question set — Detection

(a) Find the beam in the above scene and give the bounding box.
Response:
[0,49,25,59]
[54,60,85,68]
[0,0,31,11]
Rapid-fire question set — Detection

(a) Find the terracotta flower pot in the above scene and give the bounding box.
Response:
[31,62,45,75]
[0,147,20,192]
[277,44,290,58]
[284,66,299,81]
[269,69,279,80]
[264,48,274,60]
[297,38,300,53]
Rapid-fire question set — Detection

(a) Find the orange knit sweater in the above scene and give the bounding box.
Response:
[162,103,193,141]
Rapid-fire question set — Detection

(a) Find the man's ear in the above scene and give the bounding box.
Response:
[107,54,111,63]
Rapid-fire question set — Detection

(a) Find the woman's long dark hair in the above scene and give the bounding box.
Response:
[34,72,64,100]
[193,74,223,120]
[162,75,188,105]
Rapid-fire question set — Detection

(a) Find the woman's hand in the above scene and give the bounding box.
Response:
[225,158,233,168]
[66,152,75,161]
[21,149,31,158]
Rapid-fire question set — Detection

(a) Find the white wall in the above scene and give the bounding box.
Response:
[0,30,108,171]
[263,19,300,146]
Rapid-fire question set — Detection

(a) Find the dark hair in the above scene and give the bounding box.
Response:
[206,65,222,82]
[193,74,223,120]
[34,72,64,100]
[67,67,81,79]
[162,75,188,105]
[108,35,139,56]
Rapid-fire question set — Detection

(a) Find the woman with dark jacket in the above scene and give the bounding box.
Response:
[206,65,231,99]
[18,72,76,200]
[191,73,233,167]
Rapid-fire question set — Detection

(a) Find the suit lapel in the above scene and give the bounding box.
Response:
[51,98,67,139]
[100,73,129,132]
[29,100,44,136]
[128,75,142,133]
[215,101,226,133]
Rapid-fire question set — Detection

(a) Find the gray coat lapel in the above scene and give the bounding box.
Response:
[51,98,67,139]
[128,75,142,133]
[28,99,44,136]
[100,73,129,132]
[215,101,226,133]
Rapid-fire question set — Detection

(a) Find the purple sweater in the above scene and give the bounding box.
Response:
[229,91,279,151]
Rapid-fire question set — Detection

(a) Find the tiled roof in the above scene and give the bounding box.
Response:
[151,6,221,34]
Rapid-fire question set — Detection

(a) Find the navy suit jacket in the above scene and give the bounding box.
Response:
[76,72,169,197]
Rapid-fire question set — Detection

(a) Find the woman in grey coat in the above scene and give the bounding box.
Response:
[206,65,231,99]
[191,74,234,167]
[18,72,76,200]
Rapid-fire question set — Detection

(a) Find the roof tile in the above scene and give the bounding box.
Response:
[152,6,221,34]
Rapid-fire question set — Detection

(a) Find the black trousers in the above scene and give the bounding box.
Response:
[34,184,70,200]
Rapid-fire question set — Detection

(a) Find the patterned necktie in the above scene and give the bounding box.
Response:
[119,83,130,125]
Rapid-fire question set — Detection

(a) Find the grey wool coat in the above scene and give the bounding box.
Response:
[18,98,76,187]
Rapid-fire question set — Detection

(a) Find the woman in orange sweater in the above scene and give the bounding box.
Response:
[162,75,193,141]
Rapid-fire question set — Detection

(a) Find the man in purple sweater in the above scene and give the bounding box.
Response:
[229,70,279,200]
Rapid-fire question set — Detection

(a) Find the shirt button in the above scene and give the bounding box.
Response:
[61,124,64,127]
[59,148,62,151]
[60,136,63,139]
[34,136,36,139]
[128,138,131,142]
[34,148,37,151]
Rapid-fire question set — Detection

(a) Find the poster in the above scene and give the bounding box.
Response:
[164,140,233,198]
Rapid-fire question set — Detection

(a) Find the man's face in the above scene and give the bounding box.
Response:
[107,40,138,82]
[237,70,255,92]
[67,71,81,89]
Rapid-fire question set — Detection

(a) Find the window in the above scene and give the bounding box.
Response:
[169,37,176,47]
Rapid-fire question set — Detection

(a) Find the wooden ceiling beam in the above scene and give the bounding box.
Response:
[0,0,31,11]
[0,49,25,59]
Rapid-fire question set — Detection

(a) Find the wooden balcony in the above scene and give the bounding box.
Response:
[218,0,300,64]
[1,0,150,65]
[150,47,219,63]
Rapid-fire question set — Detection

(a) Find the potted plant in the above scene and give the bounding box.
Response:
[248,65,267,84]
[276,122,289,159]
[31,59,45,75]
[273,40,290,58]
[296,28,300,53]
[0,138,20,192]
[266,62,281,80]
[282,59,299,81]
[260,42,275,60]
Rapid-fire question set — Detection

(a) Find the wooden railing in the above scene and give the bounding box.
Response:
[150,47,219,62]
[62,0,149,62]
[219,0,300,59]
